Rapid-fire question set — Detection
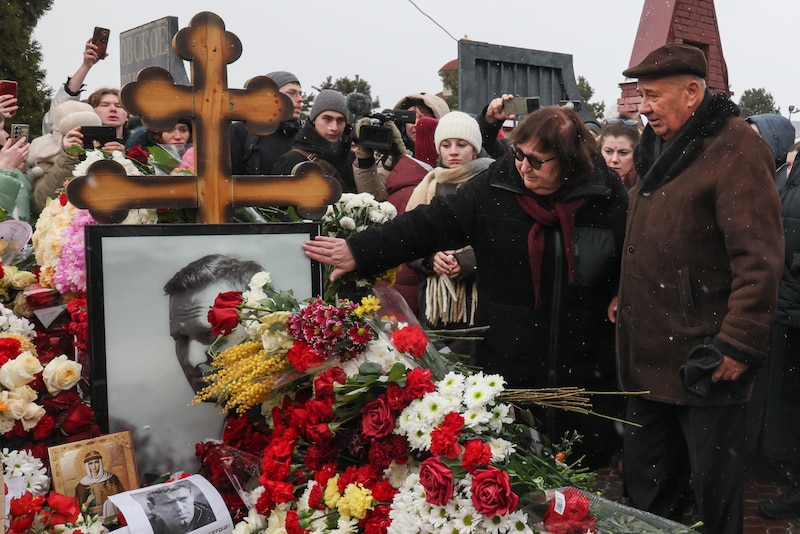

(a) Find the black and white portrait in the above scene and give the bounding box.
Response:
[86,223,320,478]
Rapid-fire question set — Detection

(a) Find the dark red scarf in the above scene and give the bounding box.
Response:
[514,194,589,310]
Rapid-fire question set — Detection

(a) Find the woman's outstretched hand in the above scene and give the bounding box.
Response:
[302,236,357,281]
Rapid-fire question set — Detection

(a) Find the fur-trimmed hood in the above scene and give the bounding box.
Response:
[636,91,740,194]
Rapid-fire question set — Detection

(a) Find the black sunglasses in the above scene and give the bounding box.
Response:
[510,146,557,170]
[605,118,638,127]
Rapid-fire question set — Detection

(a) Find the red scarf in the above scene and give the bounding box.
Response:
[514,195,589,310]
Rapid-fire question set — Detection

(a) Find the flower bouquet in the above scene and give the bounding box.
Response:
[319,192,400,303]
[195,273,594,533]
[0,301,101,463]
[5,490,104,534]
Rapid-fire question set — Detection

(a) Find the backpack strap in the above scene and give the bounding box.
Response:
[291,148,342,183]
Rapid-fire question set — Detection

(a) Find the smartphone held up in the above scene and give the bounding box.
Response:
[0,80,18,118]
[92,26,110,60]
[10,124,29,143]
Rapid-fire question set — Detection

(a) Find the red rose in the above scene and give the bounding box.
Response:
[470,466,519,517]
[360,396,396,439]
[126,144,150,163]
[391,325,428,359]
[419,456,455,506]
[58,402,96,434]
[207,291,243,337]
[47,492,80,524]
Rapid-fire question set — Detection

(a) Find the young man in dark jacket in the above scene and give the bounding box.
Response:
[230,70,303,175]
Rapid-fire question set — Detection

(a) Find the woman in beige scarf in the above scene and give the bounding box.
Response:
[405,112,493,349]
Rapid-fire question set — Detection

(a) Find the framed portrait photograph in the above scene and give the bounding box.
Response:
[85,223,321,480]
[48,430,139,521]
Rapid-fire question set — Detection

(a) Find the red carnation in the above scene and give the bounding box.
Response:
[286,340,326,373]
[391,325,428,359]
[403,367,436,399]
[207,291,243,337]
[461,439,493,472]
[0,337,22,365]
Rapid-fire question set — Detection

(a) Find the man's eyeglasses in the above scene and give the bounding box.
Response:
[282,89,302,98]
[605,118,638,127]
[510,146,557,169]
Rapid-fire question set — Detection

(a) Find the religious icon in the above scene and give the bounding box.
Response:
[48,431,139,520]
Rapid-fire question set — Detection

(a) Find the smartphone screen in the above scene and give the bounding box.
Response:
[92,27,110,60]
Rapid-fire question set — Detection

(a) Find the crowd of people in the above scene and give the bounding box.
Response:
[2,35,799,532]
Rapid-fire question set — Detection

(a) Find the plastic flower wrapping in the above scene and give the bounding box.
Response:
[196,273,594,533]
[319,192,400,303]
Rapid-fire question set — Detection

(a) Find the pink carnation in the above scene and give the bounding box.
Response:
[52,209,97,293]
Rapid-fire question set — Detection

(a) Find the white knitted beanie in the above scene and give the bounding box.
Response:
[434,111,482,154]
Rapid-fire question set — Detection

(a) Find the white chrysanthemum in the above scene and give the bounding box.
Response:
[487,403,513,433]
[462,405,492,429]
[384,461,414,489]
[341,337,411,377]
[463,380,495,409]
[498,509,534,533]
[417,392,460,425]
[1,448,49,494]
[120,208,158,224]
[72,149,107,177]
[488,437,516,462]
[342,192,368,211]
[0,303,35,337]
[424,502,450,529]
[450,496,480,534]
[437,371,466,398]
[340,216,356,231]
[379,201,398,219]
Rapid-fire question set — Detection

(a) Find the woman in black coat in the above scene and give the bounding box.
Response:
[304,105,628,467]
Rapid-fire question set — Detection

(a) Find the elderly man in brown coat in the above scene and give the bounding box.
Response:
[610,44,784,533]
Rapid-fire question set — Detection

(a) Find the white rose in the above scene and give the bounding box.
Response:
[42,354,83,394]
[0,352,42,389]
[7,384,37,403]
[20,401,45,430]
[0,414,15,434]
[249,271,271,290]
[340,216,356,231]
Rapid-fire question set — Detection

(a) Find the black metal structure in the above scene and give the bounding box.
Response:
[458,40,596,124]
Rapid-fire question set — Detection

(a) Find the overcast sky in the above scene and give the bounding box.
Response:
[33,0,797,119]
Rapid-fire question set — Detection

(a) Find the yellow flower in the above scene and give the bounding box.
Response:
[355,296,381,317]
[336,483,374,520]
[323,475,341,508]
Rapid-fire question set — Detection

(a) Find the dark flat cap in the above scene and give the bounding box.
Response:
[623,43,707,79]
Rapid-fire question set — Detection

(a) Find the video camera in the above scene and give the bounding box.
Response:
[357,109,417,151]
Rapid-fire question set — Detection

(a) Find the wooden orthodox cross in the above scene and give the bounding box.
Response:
[66,11,340,223]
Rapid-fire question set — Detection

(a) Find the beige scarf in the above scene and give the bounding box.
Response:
[406,157,494,212]
[405,157,493,327]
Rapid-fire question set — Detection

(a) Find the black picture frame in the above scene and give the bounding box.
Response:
[85,223,321,479]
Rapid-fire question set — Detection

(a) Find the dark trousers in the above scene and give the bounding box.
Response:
[623,396,745,534]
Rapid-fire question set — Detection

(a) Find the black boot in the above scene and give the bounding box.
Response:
[759,487,800,519]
